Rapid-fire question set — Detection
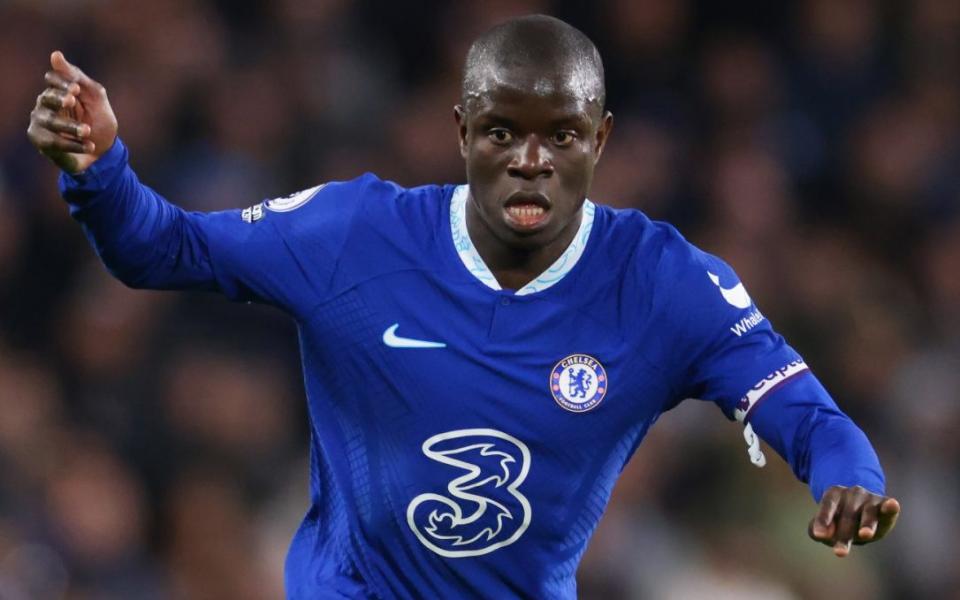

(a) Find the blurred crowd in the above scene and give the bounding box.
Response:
[1,0,958,598]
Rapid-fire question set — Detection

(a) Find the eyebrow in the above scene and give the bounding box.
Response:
[476,111,592,130]
[549,113,592,128]
[476,112,520,129]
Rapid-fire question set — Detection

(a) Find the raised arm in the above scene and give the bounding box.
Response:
[27,51,116,174]
[26,52,336,315]
[27,52,247,296]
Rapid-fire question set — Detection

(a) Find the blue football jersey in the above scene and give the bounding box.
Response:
[61,139,884,599]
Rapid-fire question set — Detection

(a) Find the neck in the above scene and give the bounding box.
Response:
[466,198,583,291]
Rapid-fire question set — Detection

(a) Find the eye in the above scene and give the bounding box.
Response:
[552,131,576,147]
[487,128,513,144]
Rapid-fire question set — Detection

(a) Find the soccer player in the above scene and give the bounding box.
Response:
[28,15,899,599]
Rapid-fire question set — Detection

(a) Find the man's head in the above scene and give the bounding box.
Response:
[455,15,613,253]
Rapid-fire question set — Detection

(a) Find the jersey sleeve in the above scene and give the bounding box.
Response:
[59,138,367,316]
[657,237,801,417]
[656,230,885,501]
[747,373,885,501]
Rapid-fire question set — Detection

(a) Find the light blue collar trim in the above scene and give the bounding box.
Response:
[450,185,595,296]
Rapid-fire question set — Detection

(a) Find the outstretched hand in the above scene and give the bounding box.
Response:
[809,485,900,557]
[27,51,118,174]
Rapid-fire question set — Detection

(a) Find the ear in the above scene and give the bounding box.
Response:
[454,104,468,159]
[593,110,614,164]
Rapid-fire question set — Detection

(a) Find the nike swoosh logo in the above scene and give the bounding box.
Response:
[707,272,752,309]
[382,323,446,349]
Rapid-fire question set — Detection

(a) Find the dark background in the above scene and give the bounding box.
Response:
[1,1,958,598]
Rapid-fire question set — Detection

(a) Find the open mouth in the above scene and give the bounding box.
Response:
[503,192,551,231]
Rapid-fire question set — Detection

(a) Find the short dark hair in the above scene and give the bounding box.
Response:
[461,15,605,110]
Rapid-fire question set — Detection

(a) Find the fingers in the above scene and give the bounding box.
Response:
[31,103,91,139]
[873,497,901,541]
[833,486,875,556]
[39,87,78,111]
[50,51,104,96]
[810,487,841,541]
[50,51,83,83]
[857,500,879,542]
[29,50,114,173]
[44,70,80,96]
[880,497,901,519]
[28,101,95,157]
[832,506,859,557]
[27,124,91,155]
[808,487,901,559]
[855,497,900,542]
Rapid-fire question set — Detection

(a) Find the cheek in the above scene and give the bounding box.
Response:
[467,146,506,181]
[558,149,594,187]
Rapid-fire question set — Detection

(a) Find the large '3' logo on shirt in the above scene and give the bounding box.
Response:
[406,429,532,558]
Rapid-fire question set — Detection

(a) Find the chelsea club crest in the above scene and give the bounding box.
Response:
[550,354,608,413]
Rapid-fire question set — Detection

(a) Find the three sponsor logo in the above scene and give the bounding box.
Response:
[407,429,532,558]
[406,354,609,558]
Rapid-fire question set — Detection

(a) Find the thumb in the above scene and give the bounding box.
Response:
[51,50,97,91]
[880,497,901,515]
[51,50,79,79]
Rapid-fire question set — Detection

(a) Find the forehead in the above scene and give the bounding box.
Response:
[465,63,602,120]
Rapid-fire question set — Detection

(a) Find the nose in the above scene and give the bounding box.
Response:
[507,135,554,180]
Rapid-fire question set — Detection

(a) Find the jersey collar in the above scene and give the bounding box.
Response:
[450,185,595,296]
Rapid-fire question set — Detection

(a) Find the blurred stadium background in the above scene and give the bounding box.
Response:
[1,0,958,598]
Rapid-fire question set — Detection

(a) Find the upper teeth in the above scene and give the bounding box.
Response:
[509,206,544,218]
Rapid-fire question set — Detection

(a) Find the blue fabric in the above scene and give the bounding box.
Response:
[748,373,885,501]
[60,138,885,599]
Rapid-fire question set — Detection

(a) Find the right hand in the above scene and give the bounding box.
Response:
[27,51,118,174]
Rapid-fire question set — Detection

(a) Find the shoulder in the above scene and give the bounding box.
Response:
[260,173,393,227]
[253,173,450,237]
[641,222,769,376]
[646,219,753,324]
[590,204,713,291]
[227,173,441,269]
[592,203,757,329]
[258,174,454,285]
[651,223,742,299]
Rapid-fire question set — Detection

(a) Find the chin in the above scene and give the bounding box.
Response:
[495,222,563,250]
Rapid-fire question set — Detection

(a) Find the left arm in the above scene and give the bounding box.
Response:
[747,373,901,556]
[656,233,900,557]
